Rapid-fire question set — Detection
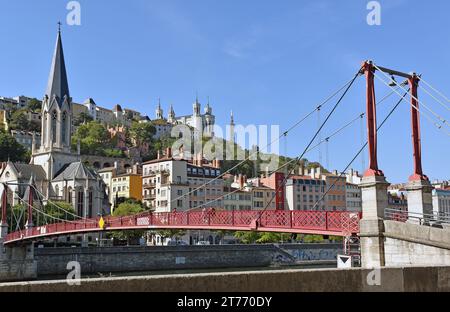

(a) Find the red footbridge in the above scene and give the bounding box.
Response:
[3,210,361,245]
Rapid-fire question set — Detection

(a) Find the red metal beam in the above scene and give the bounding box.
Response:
[363,61,384,177]
[408,75,428,182]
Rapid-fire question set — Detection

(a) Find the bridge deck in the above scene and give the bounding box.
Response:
[3,210,361,245]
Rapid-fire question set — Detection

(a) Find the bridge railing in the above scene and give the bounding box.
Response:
[385,208,450,226]
[4,210,361,243]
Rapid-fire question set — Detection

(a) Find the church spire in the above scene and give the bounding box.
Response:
[156,98,163,119]
[45,24,70,104]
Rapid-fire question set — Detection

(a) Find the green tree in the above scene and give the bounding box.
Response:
[110,200,146,245]
[28,120,41,132]
[42,201,77,225]
[26,98,42,112]
[8,110,30,131]
[72,121,112,156]
[256,232,292,244]
[73,112,94,126]
[129,122,156,152]
[104,148,125,158]
[234,231,261,244]
[0,130,29,162]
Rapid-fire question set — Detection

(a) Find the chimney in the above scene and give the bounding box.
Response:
[114,161,118,169]
[157,150,161,159]
[310,167,315,179]
[316,167,322,179]
[265,166,269,178]
[238,174,244,189]
[132,163,140,174]
[333,170,338,176]
[166,147,172,158]
[299,164,304,176]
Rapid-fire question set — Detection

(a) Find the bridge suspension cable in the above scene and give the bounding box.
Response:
[373,72,450,136]
[182,68,365,213]
[418,83,450,112]
[372,63,450,131]
[29,184,92,221]
[311,89,410,210]
[187,187,245,212]
[168,75,362,207]
[268,85,403,176]
[3,182,89,222]
[15,194,94,225]
[254,66,364,222]
[418,77,450,107]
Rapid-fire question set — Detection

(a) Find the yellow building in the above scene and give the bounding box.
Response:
[111,173,143,210]
[252,185,276,210]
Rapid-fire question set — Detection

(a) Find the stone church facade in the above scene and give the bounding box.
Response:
[0,29,109,217]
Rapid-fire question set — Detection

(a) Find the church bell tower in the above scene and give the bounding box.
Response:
[31,25,80,179]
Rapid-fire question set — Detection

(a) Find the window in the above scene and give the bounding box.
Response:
[177,200,183,208]
[51,110,57,143]
[88,191,93,218]
[67,188,73,203]
[62,112,67,144]
[177,190,183,196]
[77,190,84,216]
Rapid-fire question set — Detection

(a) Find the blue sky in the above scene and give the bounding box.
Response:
[0,0,449,183]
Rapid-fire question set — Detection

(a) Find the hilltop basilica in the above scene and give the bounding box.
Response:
[0,29,109,217]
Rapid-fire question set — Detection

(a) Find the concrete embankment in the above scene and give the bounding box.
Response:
[0,243,342,282]
[34,243,341,278]
[1,266,450,292]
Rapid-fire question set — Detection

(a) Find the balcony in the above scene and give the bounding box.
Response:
[143,169,170,177]
[161,180,189,187]
[143,193,156,200]
[143,182,156,189]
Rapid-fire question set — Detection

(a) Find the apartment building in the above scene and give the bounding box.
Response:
[285,175,327,211]
[433,187,450,216]
[98,166,117,207]
[251,171,285,210]
[252,185,276,210]
[223,187,252,211]
[323,172,347,211]
[142,149,223,212]
[10,130,41,151]
[187,161,224,211]
[345,183,362,212]
[111,165,143,211]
